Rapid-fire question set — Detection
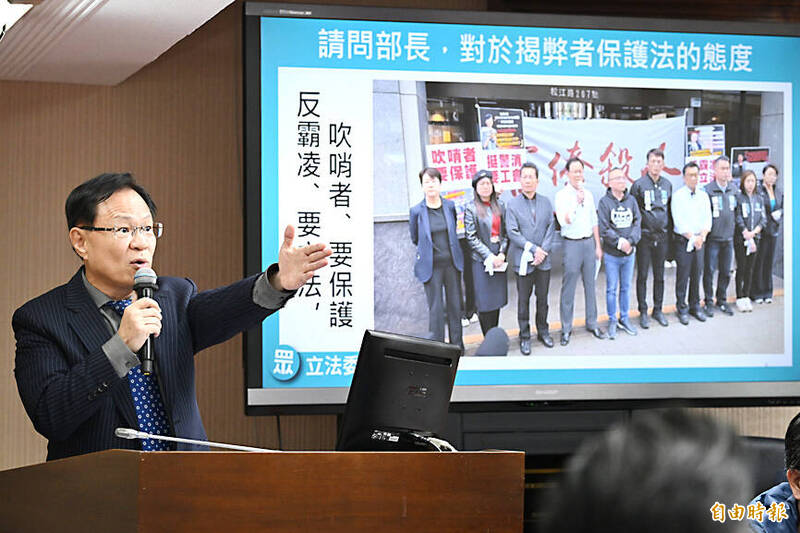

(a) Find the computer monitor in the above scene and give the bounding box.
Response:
[244,2,800,415]
[336,330,461,451]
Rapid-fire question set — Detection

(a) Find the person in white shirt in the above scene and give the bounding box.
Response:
[554,157,606,346]
[671,162,712,324]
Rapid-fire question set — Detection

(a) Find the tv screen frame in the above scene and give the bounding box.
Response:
[243,1,800,415]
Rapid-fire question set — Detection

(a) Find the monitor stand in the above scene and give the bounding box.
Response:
[346,428,457,451]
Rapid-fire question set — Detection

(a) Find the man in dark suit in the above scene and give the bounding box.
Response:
[13,173,330,460]
[506,163,555,354]
[409,167,464,347]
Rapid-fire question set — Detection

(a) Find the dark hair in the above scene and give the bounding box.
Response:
[66,172,157,229]
[520,162,538,177]
[565,157,583,172]
[739,170,757,195]
[472,170,501,218]
[785,411,800,470]
[539,409,753,533]
[646,148,665,160]
[418,167,441,185]
[682,161,699,174]
[714,155,731,167]
[608,166,624,177]
[763,163,779,176]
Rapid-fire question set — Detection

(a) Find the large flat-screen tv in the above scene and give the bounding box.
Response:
[243,2,800,414]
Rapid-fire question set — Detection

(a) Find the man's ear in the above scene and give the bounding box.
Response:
[786,469,800,500]
[69,228,88,260]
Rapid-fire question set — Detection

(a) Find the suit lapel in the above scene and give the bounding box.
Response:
[65,270,138,430]
[512,195,535,229]
[420,200,431,243]
[151,287,175,410]
[481,208,494,243]
[443,200,454,232]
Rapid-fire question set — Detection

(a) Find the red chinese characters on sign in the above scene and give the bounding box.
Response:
[638,142,682,178]
[546,141,594,185]
[689,156,716,186]
[430,149,446,166]
[547,152,562,185]
[484,150,524,184]
[427,143,483,187]
[598,142,635,186]
[566,141,595,170]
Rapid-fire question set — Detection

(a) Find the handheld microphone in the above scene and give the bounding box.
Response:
[114,428,278,452]
[133,267,158,375]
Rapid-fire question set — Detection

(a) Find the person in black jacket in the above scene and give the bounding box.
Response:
[629,148,672,329]
[733,170,766,312]
[752,164,784,304]
[409,168,465,347]
[464,170,508,336]
[598,168,642,339]
[703,156,737,317]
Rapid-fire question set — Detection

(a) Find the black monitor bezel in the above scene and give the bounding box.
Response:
[242,2,800,415]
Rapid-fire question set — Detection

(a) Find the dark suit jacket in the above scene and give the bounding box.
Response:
[758,183,784,238]
[13,269,278,460]
[505,192,555,272]
[463,200,508,263]
[409,197,464,283]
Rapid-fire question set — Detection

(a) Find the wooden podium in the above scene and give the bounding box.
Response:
[0,449,523,532]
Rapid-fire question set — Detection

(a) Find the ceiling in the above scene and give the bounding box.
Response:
[0,0,235,86]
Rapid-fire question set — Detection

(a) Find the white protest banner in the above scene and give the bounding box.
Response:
[520,116,686,203]
[426,116,686,205]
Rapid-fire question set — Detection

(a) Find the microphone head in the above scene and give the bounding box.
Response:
[115,427,142,440]
[133,267,158,289]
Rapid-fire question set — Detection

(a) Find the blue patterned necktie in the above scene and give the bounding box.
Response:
[107,299,170,451]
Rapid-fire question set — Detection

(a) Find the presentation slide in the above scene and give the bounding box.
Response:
[246,7,799,409]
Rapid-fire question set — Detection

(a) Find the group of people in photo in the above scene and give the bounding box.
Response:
[408,149,784,354]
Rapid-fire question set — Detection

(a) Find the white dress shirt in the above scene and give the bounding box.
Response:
[671,185,712,237]
[555,185,597,239]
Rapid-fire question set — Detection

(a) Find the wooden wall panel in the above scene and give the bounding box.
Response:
[489,0,800,22]
[0,0,796,472]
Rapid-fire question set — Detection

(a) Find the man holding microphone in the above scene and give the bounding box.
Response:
[555,158,606,346]
[13,173,331,460]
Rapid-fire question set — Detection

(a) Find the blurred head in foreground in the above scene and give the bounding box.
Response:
[540,409,752,533]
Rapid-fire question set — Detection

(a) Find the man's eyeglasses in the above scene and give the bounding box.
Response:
[78,223,163,240]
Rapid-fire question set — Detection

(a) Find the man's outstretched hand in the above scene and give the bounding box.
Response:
[269,225,332,291]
